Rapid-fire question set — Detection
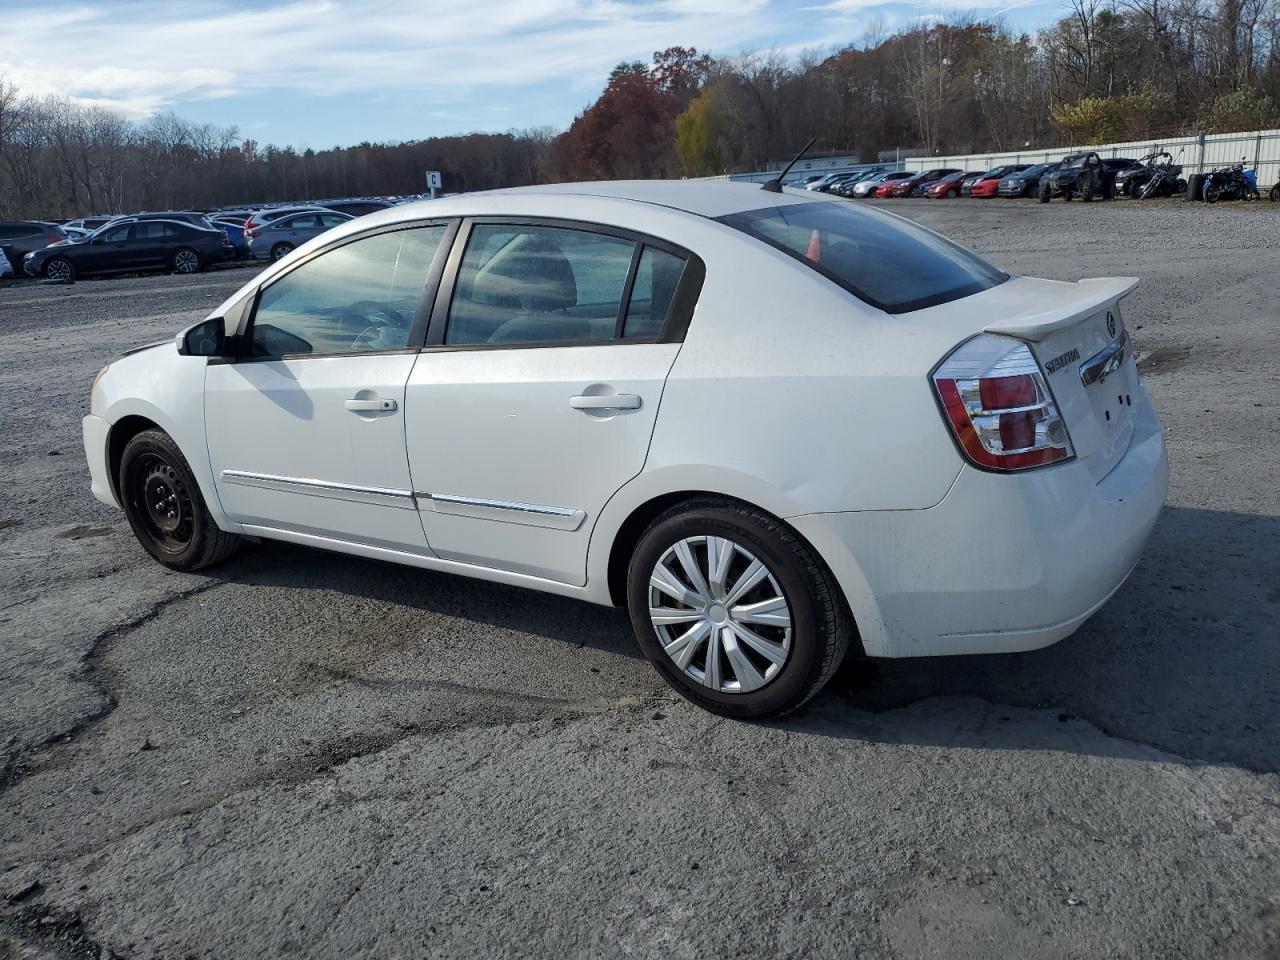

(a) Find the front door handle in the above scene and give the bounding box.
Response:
[569,394,641,411]
[345,397,397,412]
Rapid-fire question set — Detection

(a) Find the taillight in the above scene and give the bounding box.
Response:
[932,334,1074,471]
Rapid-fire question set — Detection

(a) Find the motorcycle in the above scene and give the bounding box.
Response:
[1137,154,1185,199]
[1203,163,1259,203]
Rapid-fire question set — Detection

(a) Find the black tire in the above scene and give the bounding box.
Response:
[1080,176,1094,202]
[1270,184,1279,202]
[44,257,75,282]
[118,429,240,571]
[627,497,852,719]
[1204,183,1220,203]
[270,242,294,261]
[1038,182,1051,203]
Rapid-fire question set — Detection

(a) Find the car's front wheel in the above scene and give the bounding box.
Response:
[119,428,240,571]
[627,498,851,719]
[172,247,202,274]
[1038,182,1051,203]
[44,257,75,282]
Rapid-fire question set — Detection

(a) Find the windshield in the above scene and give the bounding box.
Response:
[1063,156,1088,169]
[718,201,1008,314]
[1017,165,1047,178]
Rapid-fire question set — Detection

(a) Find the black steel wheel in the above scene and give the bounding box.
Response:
[119,428,240,570]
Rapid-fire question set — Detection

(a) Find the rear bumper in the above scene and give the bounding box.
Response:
[790,393,1168,658]
[82,415,120,509]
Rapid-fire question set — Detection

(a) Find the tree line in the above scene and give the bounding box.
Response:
[2,0,1278,218]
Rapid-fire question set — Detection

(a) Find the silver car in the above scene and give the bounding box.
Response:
[247,211,353,261]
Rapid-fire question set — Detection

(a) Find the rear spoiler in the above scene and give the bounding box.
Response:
[984,277,1139,341]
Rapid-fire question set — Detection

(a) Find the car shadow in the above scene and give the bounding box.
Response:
[197,504,1276,772]
[817,505,1279,774]
[203,537,641,661]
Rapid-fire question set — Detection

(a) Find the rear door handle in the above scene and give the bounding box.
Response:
[345,398,397,412]
[569,394,641,411]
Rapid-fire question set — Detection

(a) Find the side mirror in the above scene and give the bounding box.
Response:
[177,316,226,357]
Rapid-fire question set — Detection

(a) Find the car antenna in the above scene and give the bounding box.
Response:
[762,138,817,193]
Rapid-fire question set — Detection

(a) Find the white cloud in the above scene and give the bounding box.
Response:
[0,0,776,119]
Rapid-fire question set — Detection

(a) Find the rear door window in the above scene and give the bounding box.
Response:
[718,201,1007,314]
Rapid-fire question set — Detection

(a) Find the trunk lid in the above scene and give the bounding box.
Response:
[983,277,1140,482]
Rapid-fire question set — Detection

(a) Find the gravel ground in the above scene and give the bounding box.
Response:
[1,199,1278,960]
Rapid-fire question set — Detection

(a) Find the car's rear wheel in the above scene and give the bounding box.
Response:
[172,247,202,274]
[44,257,75,282]
[271,242,294,260]
[119,429,240,571]
[627,497,850,719]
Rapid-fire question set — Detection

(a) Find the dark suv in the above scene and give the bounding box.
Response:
[1039,154,1140,202]
[0,221,69,273]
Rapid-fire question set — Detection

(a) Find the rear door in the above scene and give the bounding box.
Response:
[404,219,703,584]
[130,221,170,269]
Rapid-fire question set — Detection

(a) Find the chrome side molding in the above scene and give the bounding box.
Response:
[419,493,586,531]
[1079,330,1129,387]
[220,470,418,510]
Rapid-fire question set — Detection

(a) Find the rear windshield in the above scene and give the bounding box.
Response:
[718,201,1008,314]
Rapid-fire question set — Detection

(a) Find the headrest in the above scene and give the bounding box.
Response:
[470,234,577,312]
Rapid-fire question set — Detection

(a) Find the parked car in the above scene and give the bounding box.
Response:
[24,219,233,281]
[968,164,1030,198]
[1040,154,1139,202]
[852,171,912,198]
[212,218,250,257]
[52,226,94,243]
[319,198,397,217]
[0,221,69,272]
[246,210,353,260]
[63,216,115,232]
[997,162,1060,197]
[829,170,883,198]
[81,180,1168,718]
[926,171,984,198]
[241,205,332,238]
[102,211,217,230]
[887,169,962,197]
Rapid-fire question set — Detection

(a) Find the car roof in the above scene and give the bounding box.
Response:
[474,180,831,219]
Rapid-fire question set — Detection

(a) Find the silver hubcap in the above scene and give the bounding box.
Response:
[649,536,792,694]
[175,251,198,272]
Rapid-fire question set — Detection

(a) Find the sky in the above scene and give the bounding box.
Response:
[1,0,1062,148]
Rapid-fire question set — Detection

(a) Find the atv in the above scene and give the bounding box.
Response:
[1040,152,1110,203]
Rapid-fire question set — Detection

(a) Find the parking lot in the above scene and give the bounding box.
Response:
[1,198,1278,959]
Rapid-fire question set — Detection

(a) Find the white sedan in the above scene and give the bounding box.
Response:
[83,181,1168,717]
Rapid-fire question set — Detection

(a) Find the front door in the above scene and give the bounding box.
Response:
[405,220,697,584]
[205,222,453,550]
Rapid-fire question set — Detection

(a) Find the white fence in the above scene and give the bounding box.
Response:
[904,128,1280,184]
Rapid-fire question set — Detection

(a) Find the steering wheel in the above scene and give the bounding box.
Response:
[342,300,407,350]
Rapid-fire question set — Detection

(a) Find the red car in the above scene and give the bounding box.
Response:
[871,172,916,197]
[967,164,1031,198]
[926,171,985,198]
[885,168,962,198]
